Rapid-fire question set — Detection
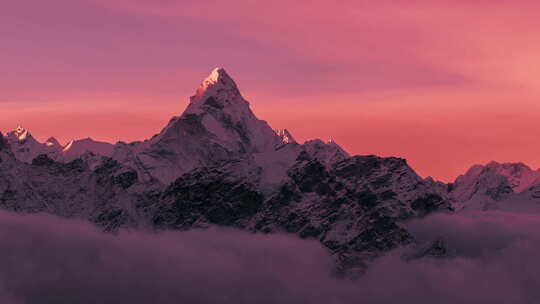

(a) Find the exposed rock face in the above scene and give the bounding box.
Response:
[0,132,7,152]
[152,168,265,230]
[252,156,450,274]
[0,154,146,232]
[146,154,451,275]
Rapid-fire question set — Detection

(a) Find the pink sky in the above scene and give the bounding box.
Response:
[2,0,540,182]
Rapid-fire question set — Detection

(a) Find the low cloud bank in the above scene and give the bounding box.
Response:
[365,211,540,304]
[0,210,540,303]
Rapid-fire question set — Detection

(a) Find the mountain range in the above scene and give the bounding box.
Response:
[2,68,539,275]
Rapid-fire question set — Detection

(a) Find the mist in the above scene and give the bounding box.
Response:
[0,209,539,304]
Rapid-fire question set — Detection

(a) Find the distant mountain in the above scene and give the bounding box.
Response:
[450,161,540,213]
[0,68,455,275]
[4,126,114,163]
[5,126,59,162]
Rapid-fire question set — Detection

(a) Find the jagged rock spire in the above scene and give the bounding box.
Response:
[275,129,297,144]
[168,68,282,152]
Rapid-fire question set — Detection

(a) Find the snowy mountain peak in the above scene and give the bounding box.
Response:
[275,129,297,144]
[189,67,241,106]
[9,125,31,142]
[45,137,61,148]
[204,67,234,88]
[172,68,281,152]
[450,161,540,205]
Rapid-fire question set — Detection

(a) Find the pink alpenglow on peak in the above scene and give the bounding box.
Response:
[202,67,235,90]
[189,67,241,107]
[179,67,282,152]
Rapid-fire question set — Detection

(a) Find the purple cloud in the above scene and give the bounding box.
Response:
[0,209,540,303]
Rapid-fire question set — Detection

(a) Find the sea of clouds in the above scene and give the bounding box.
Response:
[0,209,539,304]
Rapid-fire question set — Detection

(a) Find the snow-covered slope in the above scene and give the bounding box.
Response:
[58,138,114,161]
